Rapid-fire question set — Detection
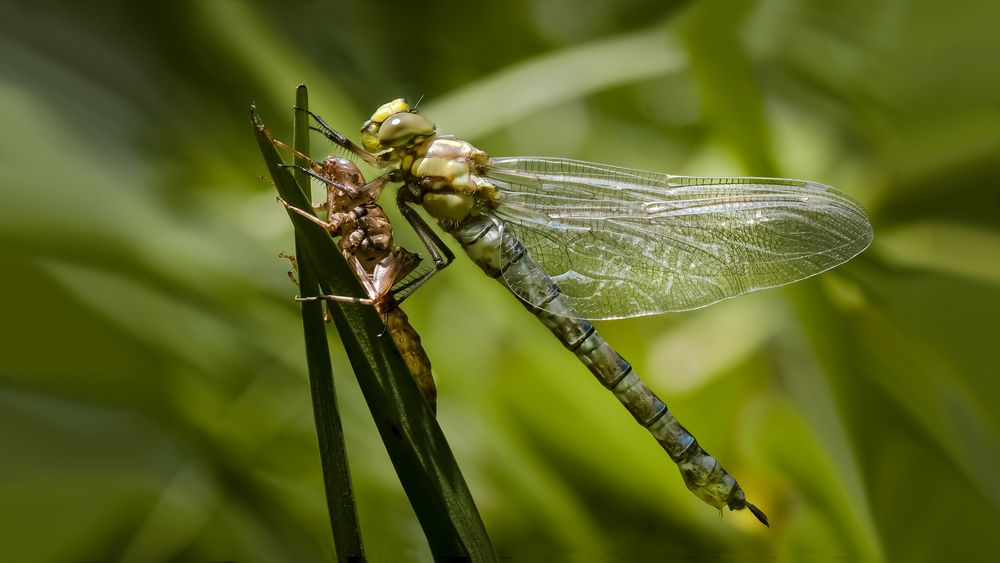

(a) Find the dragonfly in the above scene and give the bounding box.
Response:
[271,137,452,413]
[296,98,874,526]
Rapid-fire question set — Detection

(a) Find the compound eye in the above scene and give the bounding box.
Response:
[377,112,434,147]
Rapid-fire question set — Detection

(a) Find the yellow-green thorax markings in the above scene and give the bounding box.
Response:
[361,98,498,223]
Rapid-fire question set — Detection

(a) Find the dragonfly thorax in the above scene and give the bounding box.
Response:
[399,136,497,225]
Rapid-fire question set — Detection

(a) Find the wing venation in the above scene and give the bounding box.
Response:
[485,156,873,319]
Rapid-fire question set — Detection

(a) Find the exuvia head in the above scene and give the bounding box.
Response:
[360,98,435,155]
[319,156,365,190]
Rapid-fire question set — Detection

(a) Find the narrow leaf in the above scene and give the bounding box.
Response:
[291,85,366,561]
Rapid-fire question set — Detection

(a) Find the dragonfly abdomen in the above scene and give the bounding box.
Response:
[448,212,766,523]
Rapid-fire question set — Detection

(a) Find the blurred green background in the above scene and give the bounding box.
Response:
[2,0,999,561]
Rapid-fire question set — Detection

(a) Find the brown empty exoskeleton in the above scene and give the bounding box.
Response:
[273,137,453,413]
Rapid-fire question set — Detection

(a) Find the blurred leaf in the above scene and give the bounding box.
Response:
[648,294,784,393]
[678,0,777,175]
[426,26,686,140]
[876,222,1000,287]
[748,394,883,560]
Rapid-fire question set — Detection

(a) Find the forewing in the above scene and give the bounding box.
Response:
[486,157,873,320]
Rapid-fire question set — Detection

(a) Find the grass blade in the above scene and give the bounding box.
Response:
[251,91,494,561]
[290,85,365,561]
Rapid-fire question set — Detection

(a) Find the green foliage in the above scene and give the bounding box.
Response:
[1,0,998,560]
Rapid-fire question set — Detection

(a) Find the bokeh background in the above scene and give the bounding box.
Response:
[2,0,999,561]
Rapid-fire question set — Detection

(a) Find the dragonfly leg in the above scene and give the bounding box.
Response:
[280,251,339,323]
[297,251,383,309]
[293,106,380,167]
[276,163,368,199]
[271,138,317,169]
[277,196,340,233]
[296,291,379,326]
[390,191,455,305]
[272,136,377,201]
[397,190,456,266]
[278,252,299,285]
[296,294,375,306]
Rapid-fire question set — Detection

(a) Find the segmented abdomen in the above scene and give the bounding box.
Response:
[446,212,755,515]
[385,307,437,412]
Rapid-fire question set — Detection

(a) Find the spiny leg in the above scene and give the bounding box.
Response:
[275,163,367,199]
[389,190,455,305]
[293,106,380,166]
[398,190,455,267]
[270,136,370,207]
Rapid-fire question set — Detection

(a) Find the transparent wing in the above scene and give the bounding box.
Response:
[486,157,873,320]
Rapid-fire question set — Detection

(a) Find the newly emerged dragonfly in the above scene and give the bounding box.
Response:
[271,137,451,412]
[299,98,874,525]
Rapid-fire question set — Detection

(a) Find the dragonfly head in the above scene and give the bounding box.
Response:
[360,98,435,158]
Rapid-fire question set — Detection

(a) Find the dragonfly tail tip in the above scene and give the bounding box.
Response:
[744,501,770,527]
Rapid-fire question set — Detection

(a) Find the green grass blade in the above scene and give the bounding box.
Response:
[251,97,495,561]
[290,85,366,562]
